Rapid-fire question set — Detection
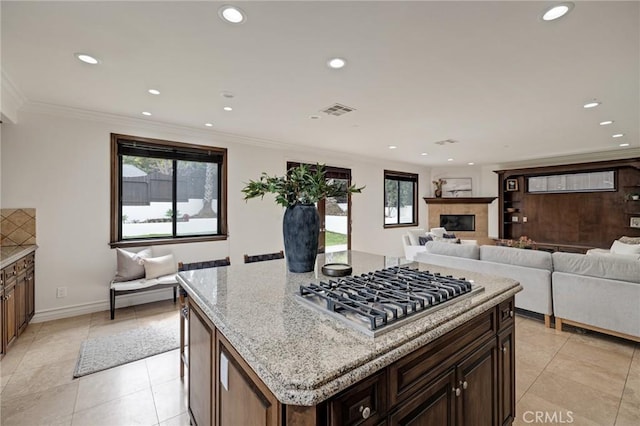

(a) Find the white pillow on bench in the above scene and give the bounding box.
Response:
[141,253,178,279]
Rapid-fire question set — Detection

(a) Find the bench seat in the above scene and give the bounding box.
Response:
[110,273,179,319]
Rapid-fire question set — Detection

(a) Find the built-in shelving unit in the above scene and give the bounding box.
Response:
[495,158,640,249]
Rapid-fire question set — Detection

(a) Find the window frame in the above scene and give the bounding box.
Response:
[384,170,419,228]
[110,133,228,248]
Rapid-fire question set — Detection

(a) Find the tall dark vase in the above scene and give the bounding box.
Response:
[283,204,320,273]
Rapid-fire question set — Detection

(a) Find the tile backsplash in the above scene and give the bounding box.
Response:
[1,208,36,246]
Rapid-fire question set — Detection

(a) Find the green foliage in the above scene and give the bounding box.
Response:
[325,231,348,246]
[165,209,180,218]
[242,163,364,207]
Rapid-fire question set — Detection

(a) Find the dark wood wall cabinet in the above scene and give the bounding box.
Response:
[1,252,36,358]
[186,297,516,426]
[495,158,640,250]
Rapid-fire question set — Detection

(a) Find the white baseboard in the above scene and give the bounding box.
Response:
[31,288,176,323]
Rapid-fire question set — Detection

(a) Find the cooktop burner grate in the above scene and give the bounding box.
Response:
[297,266,483,337]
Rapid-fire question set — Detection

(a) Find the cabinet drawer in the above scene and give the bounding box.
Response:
[328,370,387,426]
[3,263,17,282]
[497,298,515,331]
[0,269,4,288]
[23,254,35,269]
[389,308,495,405]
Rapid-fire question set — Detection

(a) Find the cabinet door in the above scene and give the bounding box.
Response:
[188,303,214,426]
[0,288,4,356]
[217,336,281,426]
[388,369,456,426]
[498,328,515,426]
[15,275,26,334]
[26,267,35,321]
[456,339,497,426]
[4,285,17,347]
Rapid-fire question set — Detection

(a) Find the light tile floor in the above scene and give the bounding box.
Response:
[1,301,639,425]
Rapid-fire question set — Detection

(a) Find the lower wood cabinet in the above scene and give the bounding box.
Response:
[186,297,516,426]
[1,251,36,359]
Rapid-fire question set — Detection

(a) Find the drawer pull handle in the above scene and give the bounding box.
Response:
[453,387,461,397]
[509,310,514,318]
[359,406,371,419]
[502,346,508,353]
[462,380,468,390]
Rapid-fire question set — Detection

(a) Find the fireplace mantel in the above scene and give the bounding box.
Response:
[423,197,497,204]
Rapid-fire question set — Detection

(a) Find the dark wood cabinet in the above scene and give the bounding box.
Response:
[388,370,456,426]
[1,251,36,358]
[188,302,214,426]
[496,158,640,249]
[186,297,516,426]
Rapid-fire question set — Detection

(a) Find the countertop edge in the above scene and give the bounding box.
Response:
[0,245,38,269]
[178,274,521,406]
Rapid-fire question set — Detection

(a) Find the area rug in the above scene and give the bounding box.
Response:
[73,320,179,378]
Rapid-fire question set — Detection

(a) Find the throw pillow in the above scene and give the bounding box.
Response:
[610,240,640,256]
[113,247,152,282]
[141,254,178,279]
[619,236,640,245]
[443,233,457,239]
[418,235,433,245]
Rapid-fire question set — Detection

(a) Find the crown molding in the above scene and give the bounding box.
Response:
[496,148,640,170]
[1,70,28,124]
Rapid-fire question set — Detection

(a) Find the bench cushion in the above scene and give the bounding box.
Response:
[110,273,178,292]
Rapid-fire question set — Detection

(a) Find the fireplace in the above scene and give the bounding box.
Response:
[440,214,475,232]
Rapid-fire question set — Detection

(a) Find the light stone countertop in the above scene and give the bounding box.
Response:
[177,250,522,406]
[0,245,37,269]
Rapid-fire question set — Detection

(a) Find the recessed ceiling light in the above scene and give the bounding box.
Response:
[218,5,246,24]
[542,2,574,21]
[205,123,213,127]
[148,89,160,95]
[388,145,397,150]
[583,101,601,109]
[599,120,614,126]
[142,111,152,116]
[220,91,235,99]
[468,162,475,166]
[421,153,428,156]
[613,133,624,138]
[309,115,321,120]
[327,58,346,69]
[447,158,454,162]
[223,106,233,111]
[74,53,99,65]
[619,143,630,147]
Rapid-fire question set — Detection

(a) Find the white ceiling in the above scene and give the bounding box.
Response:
[2,1,638,166]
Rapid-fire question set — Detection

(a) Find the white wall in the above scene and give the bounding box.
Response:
[1,105,429,320]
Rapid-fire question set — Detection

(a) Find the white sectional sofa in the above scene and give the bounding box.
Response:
[402,228,477,261]
[416,242,555,327]
[552,252,640,341]
[415,241,640,341]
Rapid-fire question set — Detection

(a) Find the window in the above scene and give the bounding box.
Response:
[384,170,418,227]
[110,134,227,247]
[527,171,615,193]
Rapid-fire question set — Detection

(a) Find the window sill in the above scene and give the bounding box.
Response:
[384,223,418,229]
[110,234,228,249]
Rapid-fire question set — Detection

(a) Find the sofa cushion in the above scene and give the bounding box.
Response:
[619,236,640,245]
[424,241,479,259]
[406,229,426,246]
[480,245,553,271]
[110,273,178,291]
[113,247,152,282]
[587,248,640,261]
[552,252,640,284]
[418,235,433,245]
[610,240,640,256]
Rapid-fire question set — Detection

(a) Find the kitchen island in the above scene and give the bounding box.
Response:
[177,251,522,426]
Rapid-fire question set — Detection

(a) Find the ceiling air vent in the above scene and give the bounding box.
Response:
[320,103,356,117]
[434,139,459,146]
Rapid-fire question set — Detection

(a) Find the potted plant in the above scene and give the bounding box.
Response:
[242,163,364,272]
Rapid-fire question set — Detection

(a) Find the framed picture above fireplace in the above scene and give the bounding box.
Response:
[441,178,472,198]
